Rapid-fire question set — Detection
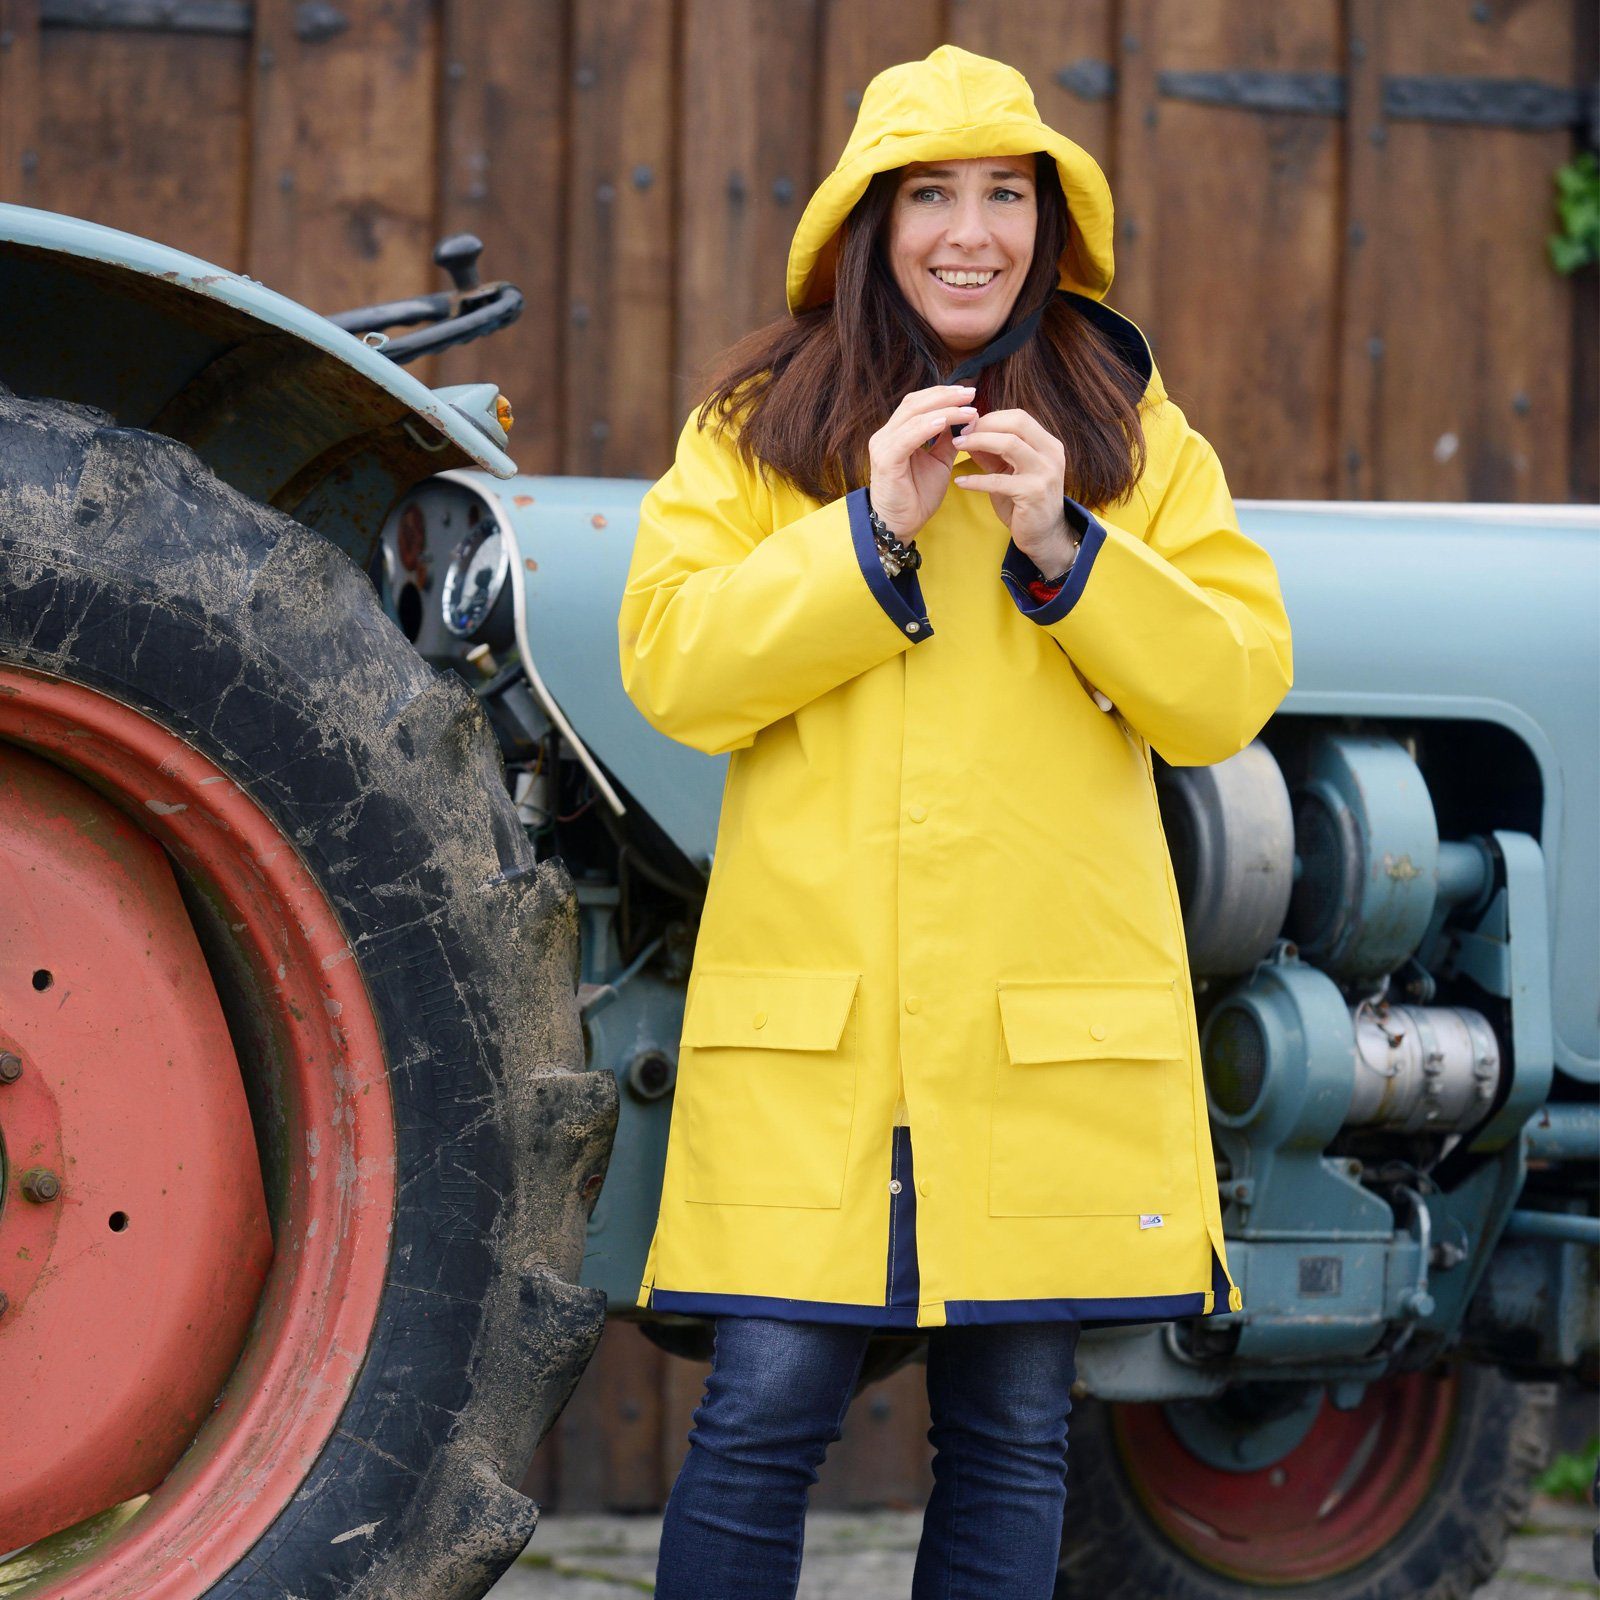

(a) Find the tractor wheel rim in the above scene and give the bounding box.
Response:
[1111,1366,1460,1583]
[0,666,396,1600]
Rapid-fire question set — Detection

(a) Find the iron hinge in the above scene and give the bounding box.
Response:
[1053,60,1596,136]
[39,0,348,42]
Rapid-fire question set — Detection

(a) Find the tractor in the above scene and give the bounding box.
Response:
[0,206,1595,1600]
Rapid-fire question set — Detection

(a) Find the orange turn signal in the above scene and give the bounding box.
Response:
[495,394,515,433]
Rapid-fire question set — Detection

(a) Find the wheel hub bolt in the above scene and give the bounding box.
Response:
[0,1052,21,1083]
[21,1167,61,1204]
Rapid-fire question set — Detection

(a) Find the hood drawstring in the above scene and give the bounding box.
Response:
[942,288,1057,389]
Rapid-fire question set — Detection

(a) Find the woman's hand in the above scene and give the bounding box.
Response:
[952,408,1080,574]
[867,384,979,541]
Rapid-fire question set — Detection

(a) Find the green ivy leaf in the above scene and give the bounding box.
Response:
[1549,153,1600,275]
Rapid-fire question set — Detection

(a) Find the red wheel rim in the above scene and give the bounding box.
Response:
[0,667,396,1599]
[1112,1368,1460,1584]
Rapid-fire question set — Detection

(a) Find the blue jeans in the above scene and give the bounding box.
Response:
[655,1314,1081,1600]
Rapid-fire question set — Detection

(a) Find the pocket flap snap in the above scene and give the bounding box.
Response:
[682,969,861,1051]
[997,978,1184,1064]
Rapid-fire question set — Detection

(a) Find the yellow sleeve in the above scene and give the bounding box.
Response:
[618,409,933,756]
[998,404,1293,767]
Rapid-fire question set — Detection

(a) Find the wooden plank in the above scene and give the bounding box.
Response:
[675,0,820,423]
[1572,0,1599,503]
[815,0,943,186]
[812,1360,933,1511]
[549,1321,667,1512]
[658,1340,711,1495]
[1107,0,1161,339]
[564,0,676,478]
[1335,0,1384,499]
[0,0,41,207]
[948,0,1117,174]
[1126,0,1344,498]
[1366,0,1576,500]
[32,23,248,264]
[434,0,567,474]
[244,0,439,317]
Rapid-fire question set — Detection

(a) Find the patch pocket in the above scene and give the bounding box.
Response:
[989,978,1183,1218]
[678,969,862,1208]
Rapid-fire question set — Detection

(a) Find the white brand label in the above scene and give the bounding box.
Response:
[1139,1213,1164,1229]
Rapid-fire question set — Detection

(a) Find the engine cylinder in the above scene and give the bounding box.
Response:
[1347,1002,1500,1133]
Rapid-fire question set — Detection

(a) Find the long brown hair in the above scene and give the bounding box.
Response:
[696,153,1148,508]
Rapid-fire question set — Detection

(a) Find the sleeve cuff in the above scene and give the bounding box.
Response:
[845,487,934,642]
[999,496,1107,625]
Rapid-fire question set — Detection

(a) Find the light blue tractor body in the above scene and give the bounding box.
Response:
[5,201,1594,1408]
[457,476,1598,1398]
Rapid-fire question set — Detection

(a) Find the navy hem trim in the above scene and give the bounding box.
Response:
[845,486,933,641]
[644,1125,1243,1331]
[649,1289,924,1329]
[647,1287,1220,1330]
[945,1291,1206,1328]
[999,499,1106,625]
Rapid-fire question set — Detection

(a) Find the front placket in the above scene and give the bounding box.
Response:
[894,586,946,1317]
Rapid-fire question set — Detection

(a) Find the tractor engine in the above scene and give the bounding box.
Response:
[1158,726,1584,1375]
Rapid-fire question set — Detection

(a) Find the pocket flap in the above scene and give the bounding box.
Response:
[997,979,1184,1063]
[682,969,861,1051]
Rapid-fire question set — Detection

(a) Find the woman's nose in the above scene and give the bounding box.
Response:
[944,194,992,250]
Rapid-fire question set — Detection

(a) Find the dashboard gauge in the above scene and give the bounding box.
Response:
[441,523,511,640]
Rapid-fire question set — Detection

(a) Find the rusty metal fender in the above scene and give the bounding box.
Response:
[0,202,516,566]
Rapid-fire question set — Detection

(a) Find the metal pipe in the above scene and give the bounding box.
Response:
[1435,838,1494,908]
[1524,1103,1600,1162]
[1502,1210,1600,1245]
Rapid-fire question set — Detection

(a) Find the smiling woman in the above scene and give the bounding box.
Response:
[619,41,1292,1600]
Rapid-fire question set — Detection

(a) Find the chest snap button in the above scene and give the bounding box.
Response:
[888,1178,902,1195]
[753,1011,768,1028]
[1090,1022,1108,1041]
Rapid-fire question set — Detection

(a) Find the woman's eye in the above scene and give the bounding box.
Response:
[911,187,943,202]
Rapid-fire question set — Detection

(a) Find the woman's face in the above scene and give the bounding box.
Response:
[885,154,1039,360]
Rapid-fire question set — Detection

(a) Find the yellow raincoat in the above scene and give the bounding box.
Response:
[618,45,1292,1329]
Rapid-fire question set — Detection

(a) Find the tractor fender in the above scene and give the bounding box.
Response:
[0,203,515,565]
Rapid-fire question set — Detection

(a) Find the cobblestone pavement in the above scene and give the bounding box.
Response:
[485,1495,1598,1598]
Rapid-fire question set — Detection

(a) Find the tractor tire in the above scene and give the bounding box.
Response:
[0,390,618,1599]
[1055,1362,1555,1600]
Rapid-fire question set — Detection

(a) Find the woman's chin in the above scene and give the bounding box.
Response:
[932,321,1005,360]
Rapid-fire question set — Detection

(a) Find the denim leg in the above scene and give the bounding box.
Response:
[912,1320,1082,1600]
[655,1315,872,1600]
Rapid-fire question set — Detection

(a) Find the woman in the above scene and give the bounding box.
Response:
[617,43,1293,1600]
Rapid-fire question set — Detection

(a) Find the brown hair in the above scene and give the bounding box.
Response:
[695,153,1147,508]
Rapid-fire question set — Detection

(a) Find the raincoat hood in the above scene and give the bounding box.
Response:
[786,44,1116,315]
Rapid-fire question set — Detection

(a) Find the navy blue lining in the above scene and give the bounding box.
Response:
[999,497,1106,625]
[844,487,934,641]
[887,1126,920,1311]
[646,1127,1240,1330]
[1058,292,1155,390]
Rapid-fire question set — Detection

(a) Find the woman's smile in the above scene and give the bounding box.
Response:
[928,267,1002,296]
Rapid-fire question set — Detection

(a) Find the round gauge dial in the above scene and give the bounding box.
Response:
[440,524,510,639]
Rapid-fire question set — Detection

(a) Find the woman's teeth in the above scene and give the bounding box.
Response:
[932,269,996,287]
